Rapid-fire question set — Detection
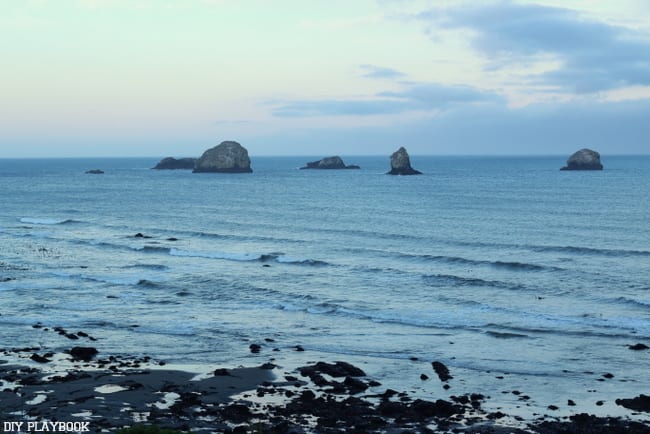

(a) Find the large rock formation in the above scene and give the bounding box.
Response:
[152,157,197,170]
[387,147,421,175]
[300,156,360,170]
[561,148,603,170]
[193,141,252,173]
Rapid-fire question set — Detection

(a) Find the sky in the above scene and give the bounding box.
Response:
[1,0,649,157]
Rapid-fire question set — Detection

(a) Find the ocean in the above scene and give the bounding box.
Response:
[1,155,648,420]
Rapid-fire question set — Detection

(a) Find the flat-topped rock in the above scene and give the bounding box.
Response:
[300,156,360,170]
[387,147,421,175]
[561,148,603,170]
[193,141,252,173]
[152,157,197,170]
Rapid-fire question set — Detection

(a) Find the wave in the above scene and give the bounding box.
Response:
[122,263,169,271]
[408,253,558,272]
[138,246,172,254]
[170,248,263,261]
[274,255,329,266]
[611,296,650,309]
[48,271,161,287]
[137,279,162,288]
[530,244,650,257]
[484,330,530,339]
[423,274,526,290]
[19,217,78,225]
[170,248,330,266]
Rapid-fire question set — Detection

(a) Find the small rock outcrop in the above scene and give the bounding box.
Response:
[300,156,360,170]
[85,169,104,174]
[387,147,421,175]
[152,157,196,170]
[560,148,603,170]
[193,141,252,173]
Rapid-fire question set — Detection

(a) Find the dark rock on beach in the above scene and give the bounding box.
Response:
[533,413,650,434]
[152,157,197,170]
[300,156,360,170]
[193,141,252,173]
[616,394,650,412]
[560,148,604,170]
[68,346,98,362]
[2,341,648,433]
[387,146,422,175]
[432,360,453,382]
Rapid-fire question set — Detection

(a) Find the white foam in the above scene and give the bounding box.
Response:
[95,384,128,394]
[19,217,68,225]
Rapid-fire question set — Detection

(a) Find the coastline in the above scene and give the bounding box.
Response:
[1,334,648,433]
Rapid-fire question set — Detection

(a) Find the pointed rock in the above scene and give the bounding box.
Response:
[387,147,421,175]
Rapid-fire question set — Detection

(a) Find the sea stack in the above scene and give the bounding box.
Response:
[152,157,197,170]
[300,156,360,170]
[560,148,603,170]
[387,147,421,175]
[193,141,252,173]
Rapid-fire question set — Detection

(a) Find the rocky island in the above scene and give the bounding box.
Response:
[152,157,197,170]
[193,141,252,173]
[387,147,422,175]
[300,156,360,170]
[561,148,604,170]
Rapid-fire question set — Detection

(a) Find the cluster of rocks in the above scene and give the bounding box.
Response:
[151,141,426,175]
[86,145,607,178]
[152,141,253,173]
[152,141,606,175]
[1,329,649,433]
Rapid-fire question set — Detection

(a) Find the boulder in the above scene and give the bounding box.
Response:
[152,157,197,170]
[387,147,421,175]
[193,141,252,173]
[300,156,360,170]
[560,148,603,170]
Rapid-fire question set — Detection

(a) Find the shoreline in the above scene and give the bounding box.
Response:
[1,341,648,433]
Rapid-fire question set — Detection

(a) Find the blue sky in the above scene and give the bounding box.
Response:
[1,0,649,157]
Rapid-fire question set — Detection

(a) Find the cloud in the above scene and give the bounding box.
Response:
[358,64,406,79]
[250,97,650,156]
[418,2,650,93]
[269,98,415,117]
[379,82,505,106]
[269,82,503,117]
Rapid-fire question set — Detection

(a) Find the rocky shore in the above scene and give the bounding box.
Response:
[1,327,648,433]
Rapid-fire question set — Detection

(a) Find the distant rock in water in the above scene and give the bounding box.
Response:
[300,156,360,170]
[387,147,421,175]
[193,141,252,173]
[85,169,104,174]
[561,148,603,170]
[152,157,197,170]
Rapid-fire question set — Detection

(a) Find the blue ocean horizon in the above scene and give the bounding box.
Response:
[1,154,648,420]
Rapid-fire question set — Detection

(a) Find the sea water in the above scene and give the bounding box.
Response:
[0,155,648,419]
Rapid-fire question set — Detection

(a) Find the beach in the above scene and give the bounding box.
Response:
[1,156,649,432]
[1,324,649,433]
